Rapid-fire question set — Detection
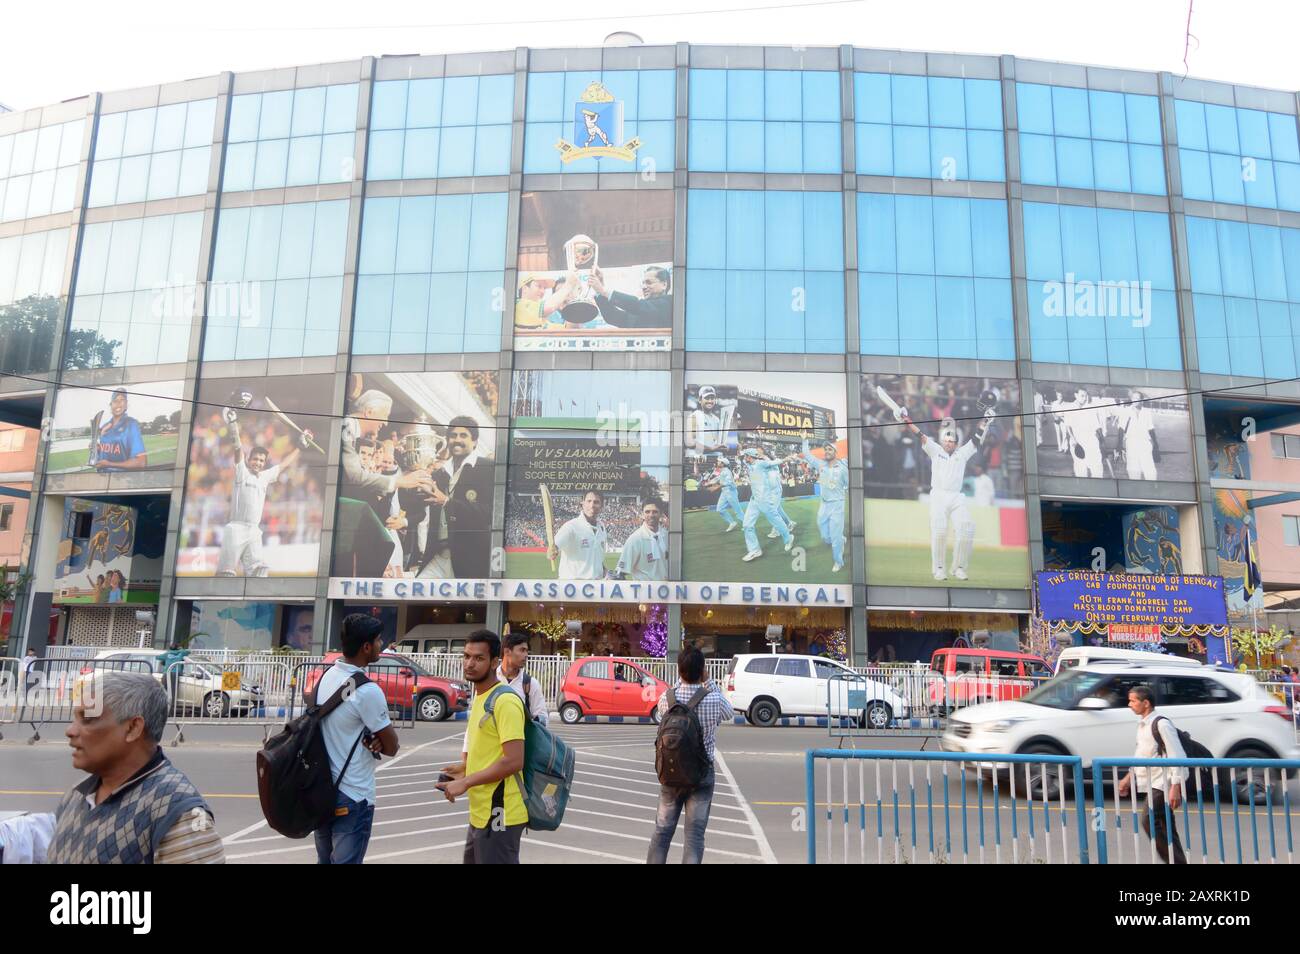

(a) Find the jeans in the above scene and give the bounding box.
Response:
[1141,790,1187,865]
[646,765,715,864]
[314,792,375,864]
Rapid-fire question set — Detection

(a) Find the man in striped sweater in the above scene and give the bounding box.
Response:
[47,670,225,864]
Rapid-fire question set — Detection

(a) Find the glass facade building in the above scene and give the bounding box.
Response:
[4,44,1300,663]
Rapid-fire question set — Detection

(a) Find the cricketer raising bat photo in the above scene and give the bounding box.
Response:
[875,385,906,420]
[264,397,325,453]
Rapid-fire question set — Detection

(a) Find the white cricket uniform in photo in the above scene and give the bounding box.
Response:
[217,460,282,576]
[686,399,735,460]
[616,523,668,580]
[1034,393,1045,446]
[1052,400,1070,451]
[922,439,977,576]
[554,515,608,579]
[972,473,996,507]
[1120,405,1158,480]
[1068,401,1107,478]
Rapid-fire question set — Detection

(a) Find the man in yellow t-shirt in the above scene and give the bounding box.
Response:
[437,630,528,863]
[514,273,560,330]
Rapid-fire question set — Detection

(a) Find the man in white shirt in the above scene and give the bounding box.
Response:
[1118,390,1160,480]
[970,463,996,507]
[1117,685,1187,864]
[616,499,669,580]
[897,407,992,582]
[549,490,609,579]
[703,461,745,532]
[216,409,311,577]
[1064,387,1107,478]
[684,386,737,465]
[313,615,399,864]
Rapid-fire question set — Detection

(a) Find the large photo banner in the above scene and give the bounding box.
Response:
[332,370,499,579]
[861,374,1029,588]
[505,369,670,580]
[1033,381,1193,481]
[178,376,332,578]
[682,371,849,583]
[48,381,184,474]
[514,190,673,352]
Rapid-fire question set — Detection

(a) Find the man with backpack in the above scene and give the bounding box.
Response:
[1116,684,1188,864]
[648,646,734,864]
[437,630,529,864]
[312,615,399,864]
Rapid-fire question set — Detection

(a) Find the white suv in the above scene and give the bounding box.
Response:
[724,653,910,728]
[942,661,1299,801]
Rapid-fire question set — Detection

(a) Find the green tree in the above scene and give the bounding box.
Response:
[0,295,121,374]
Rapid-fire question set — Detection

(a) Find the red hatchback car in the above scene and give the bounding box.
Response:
[304,652,470,722]
[558,657,668,724]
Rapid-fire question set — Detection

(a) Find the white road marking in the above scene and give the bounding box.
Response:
[564,806,760,841]
[714,751,778,865]
[375,732,465,772]
[556,822,763,861]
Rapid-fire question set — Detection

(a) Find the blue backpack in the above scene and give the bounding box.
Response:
[483,680,575,832]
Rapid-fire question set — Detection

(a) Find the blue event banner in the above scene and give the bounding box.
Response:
[1036,571,1227,626]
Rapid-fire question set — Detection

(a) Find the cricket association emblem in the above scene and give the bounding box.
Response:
[554,82,642,163]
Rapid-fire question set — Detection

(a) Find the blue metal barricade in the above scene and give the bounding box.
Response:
[805,748,1090,864]
[1090,757,1300,865]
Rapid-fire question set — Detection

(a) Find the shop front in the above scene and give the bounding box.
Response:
[865,610,1027,664]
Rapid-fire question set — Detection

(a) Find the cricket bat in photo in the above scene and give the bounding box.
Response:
[87,411,103,467]
[264,397,325,453]
[875,386,905,420]
[540,483,557,571]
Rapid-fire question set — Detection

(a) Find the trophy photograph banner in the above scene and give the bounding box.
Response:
[514,189,673,352]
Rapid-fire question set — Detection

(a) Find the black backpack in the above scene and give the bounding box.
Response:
[256,672,371,838]
[1153,715,1214,794]
[655,686,711,788]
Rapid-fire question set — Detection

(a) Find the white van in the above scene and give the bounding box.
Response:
[1053,645,1202,674]
[723,653,910,728]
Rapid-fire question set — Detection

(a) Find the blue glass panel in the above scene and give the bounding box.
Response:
[442,77,479,127]
[1143,290,1183,370]
[802,71,840,122]
[1268,112,1300,163]
[1242,158,1278,208]
[726,121,764,172]
[477,75,515,124]
[929,127,966,181]
[858,192,896,273]
[892,125,929,178]
[1096,209,1138,282]
[1183,217,1221,294]
[932,198,972,276]
[1124,94,1162,145]
[1174,100,1207,151]
[1248,223,1287,300]
[1016,83,1054,135]
[1018,133,1056,186]
[896,274,937,356]
[1224,297,1263,376]
[1276,162,1300,212]
[285,135,322,187]
[258,91,293,140]
[1209,151,1246,205]
[1178,147,1212,200]
[472,125,511,176]
[687,190,726,270]
[764,122,801,173]
[966,130,1004,181]
[725,191,764,269]
[764,71,801,121]
[973,277,1014,360]
[1128,143,1166,195]
[969,199,1010,278]
[438,125,475,178]
[764,192,803,269]
[1050,86,1090,139]
[927,77,965,128]
[291,87,326,138]
[525,72,564,123]
[856,123,891,175]
[1204,104,1240,154]
[684,269,725,350]
[1058,205,1100,282]
[370,81,407,130]
[724,269,765,352]
[1088,90,1126,141]
[891,75,927,127]
[1216,220,1255,298]
[1092,139,1130,192]
[689,120,726,170]
[965,79,1002,129]
[407,78,443,128]
[324,85,358,134]
[936,276,977,358]
[367,129,404,180]
[1055,136,1094,189]
[803,123,840,173]
[689,69,727,121]
[859,272,899,355]
[1133,212,1175,289]
[727,70,764,121]
[637,70,675,121]
[855,73,891,124]
[1237,108,1271,158]
[1022,202,1063,281]
[252,139,289,190]
[801,193,843,269]
[894,195,934,275]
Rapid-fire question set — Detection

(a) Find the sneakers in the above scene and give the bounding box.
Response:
[832,562,843,572]
[742,549,763,562]
[933,569,947,581]
[783,539,794,553]
[787,520,797,533]
[724,522,737,532]
[767,529,780,539]
[952,569,969,581]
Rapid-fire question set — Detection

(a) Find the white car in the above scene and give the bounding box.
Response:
[942,660,1299,802]
[724,653,910,728]
[93,649,264,719]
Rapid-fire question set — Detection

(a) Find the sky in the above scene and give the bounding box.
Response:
[1,0,1298,112]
